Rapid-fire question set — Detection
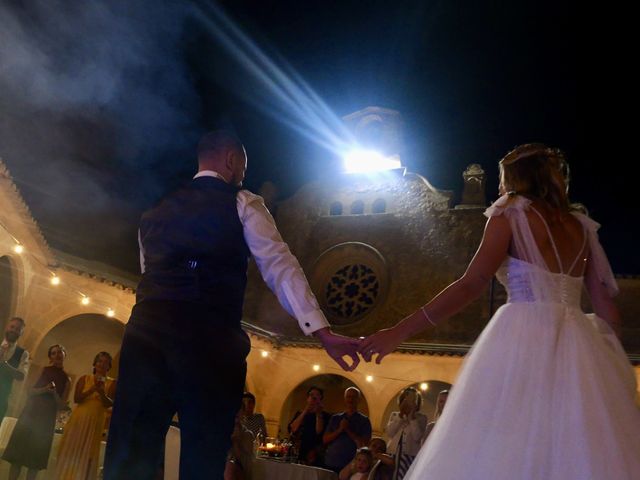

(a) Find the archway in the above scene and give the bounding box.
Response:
[28,314,125,395]
[279,374,369,439]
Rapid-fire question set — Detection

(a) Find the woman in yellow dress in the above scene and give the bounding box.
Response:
[55,351,116,480]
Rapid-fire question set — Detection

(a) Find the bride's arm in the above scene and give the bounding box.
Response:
[360,215,511,363]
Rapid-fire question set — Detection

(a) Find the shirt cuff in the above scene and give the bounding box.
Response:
[298,309,330,336]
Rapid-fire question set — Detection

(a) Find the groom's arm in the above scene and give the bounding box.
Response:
[237,191,359,370]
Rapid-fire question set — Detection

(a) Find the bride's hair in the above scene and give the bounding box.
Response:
[499,143,571,211]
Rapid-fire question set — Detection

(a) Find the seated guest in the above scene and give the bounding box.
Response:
[240,392,266,438]
[288,386,331,466]
[323,387,372,473]
[339,437,394,480]
[386,387,428,480]
[349,447,374,480]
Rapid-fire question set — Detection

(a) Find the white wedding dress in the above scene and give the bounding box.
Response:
[405,195,640,479]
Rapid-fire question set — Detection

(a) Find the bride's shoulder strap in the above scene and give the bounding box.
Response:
[571,211,619,297]
[484,194,532,218]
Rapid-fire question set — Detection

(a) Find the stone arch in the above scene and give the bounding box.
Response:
[350,200,364,215]
[380,380,452,438]
[372,198,386,214]
[29,314,125,390]
[329,201,343,216]
[278,374,369,439]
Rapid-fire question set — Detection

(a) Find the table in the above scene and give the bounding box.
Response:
[164,428,338,480]
[251,457,338,480]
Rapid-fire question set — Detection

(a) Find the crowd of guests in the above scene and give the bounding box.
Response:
[0,317,117,480]
[1,315,450,480]
[224,383,450,480]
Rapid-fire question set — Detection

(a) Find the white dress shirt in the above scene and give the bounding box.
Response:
[139,170,330,336]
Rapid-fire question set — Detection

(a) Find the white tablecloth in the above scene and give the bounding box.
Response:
[251,457,338,480]
[163,427,337,480]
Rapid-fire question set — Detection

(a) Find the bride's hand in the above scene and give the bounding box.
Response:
[359,327,404,364]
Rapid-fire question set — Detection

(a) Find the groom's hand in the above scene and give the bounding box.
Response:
[313,328,361,371]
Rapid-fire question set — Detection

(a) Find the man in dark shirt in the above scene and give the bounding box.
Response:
[288,386,331,466]
[323,386,372,472]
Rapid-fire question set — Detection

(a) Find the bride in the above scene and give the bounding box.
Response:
[360,143,640,479]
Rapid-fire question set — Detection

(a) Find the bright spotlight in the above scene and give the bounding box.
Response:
[312,364,320,372]
[420,382,429,391]
[261,350,269,358]
[13,244,24,254]
[50,275,60,286]
[366,375,374,383]
[106,308,115,317]
[81,296,90,305]
[343,149,401,174]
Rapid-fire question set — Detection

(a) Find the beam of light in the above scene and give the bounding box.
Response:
[343,149,402,173]
[192,2,358,157]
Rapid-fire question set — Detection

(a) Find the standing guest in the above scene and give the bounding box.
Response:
[385,387,428,479]
[288,386,331,466]
[104,130,360,480]
[3,344,70,480]
[323,387,372,473]
[54,351,117,480]
[360,144,640,478]
[422,390,448,443]
[239,392,266,439]
[0,317,30,421]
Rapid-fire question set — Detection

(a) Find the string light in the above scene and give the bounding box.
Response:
[2,222,123,322]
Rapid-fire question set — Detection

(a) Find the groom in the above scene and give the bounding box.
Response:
[104,130,360,480]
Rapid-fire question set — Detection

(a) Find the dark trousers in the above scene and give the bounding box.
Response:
[104,301,249,480]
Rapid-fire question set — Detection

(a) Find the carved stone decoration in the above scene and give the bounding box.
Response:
[460,164,486,206]
[310,242,389,326]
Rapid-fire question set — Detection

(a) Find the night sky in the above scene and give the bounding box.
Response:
[1,1,635,275]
